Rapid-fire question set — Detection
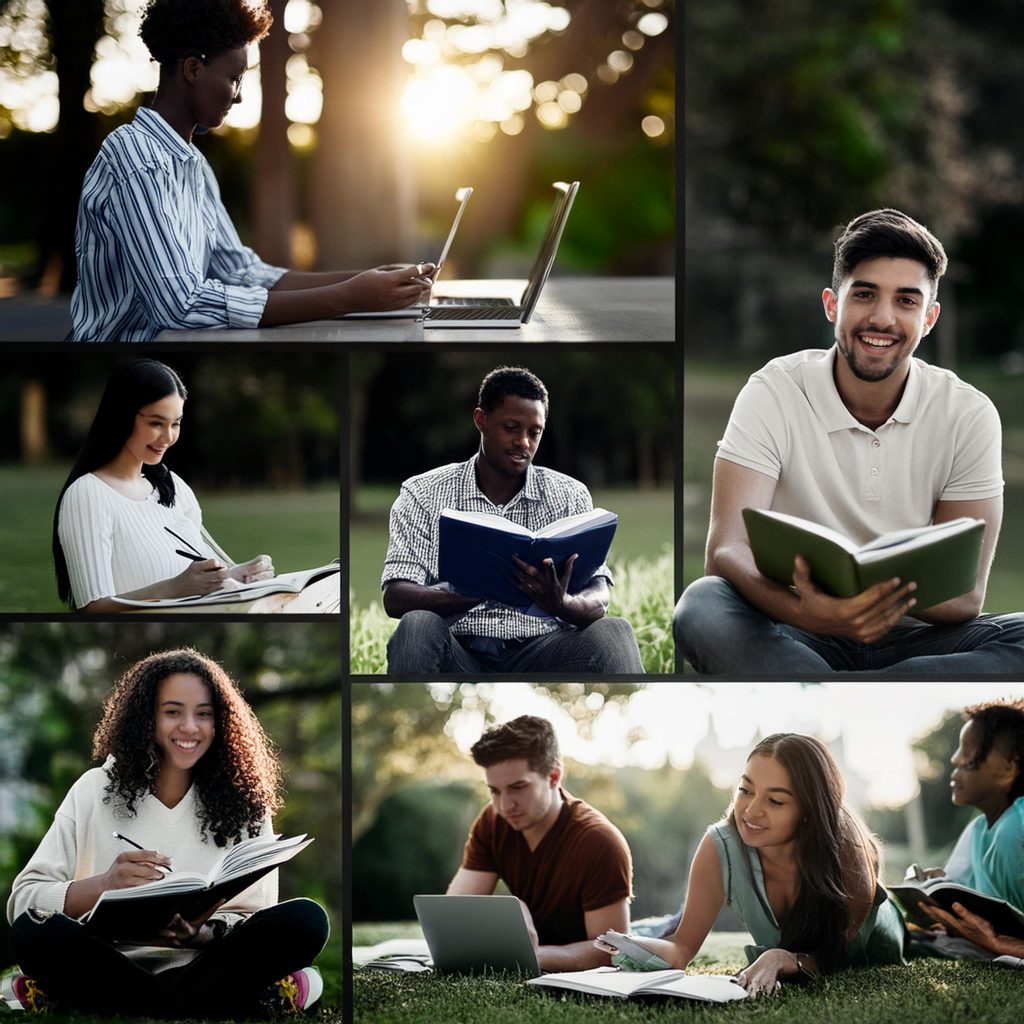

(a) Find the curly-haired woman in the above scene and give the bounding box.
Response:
[3,649,329,1016]
[596,733,905,997]
[71,0,431,342]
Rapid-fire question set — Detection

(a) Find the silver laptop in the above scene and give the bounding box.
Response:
[422,180,579,329]
[341,186,473,319]
[413,894,541,976]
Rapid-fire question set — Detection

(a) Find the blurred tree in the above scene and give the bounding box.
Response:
[0,622,342,965]
[351,682,643,841]
[910,708,975,853]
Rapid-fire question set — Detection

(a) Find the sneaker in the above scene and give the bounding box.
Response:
[1,971,50,1013]
[261,966,323,1016]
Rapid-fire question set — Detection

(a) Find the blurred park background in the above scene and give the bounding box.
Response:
[0,621,343,1004]
[0,351,341,612]
[0,0,675,338]
[683,1,1024,610]
[352,680,1024,933]
[348,349,675,674]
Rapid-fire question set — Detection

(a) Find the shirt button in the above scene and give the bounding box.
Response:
[872,439,881,448]
[870,467,879,476]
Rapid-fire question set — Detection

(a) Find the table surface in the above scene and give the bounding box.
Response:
[154,277,675,342]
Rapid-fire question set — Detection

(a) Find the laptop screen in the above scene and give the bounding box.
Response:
[434,186,473,277]
[518,181,579,323]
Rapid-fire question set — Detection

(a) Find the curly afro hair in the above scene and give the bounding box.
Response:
[93,648,282,847]
[963,698,1024,799]
[140,0,273,67]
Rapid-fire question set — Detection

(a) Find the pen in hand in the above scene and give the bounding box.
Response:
[164,526,203,559]
[113,831,173,872]
[175,549,204,562]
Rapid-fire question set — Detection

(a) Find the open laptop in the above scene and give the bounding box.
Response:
[413,894,541,976]
[422,180,579,329]
[340,186,473,319]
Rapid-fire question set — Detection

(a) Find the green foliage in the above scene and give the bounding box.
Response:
[354,957,1024,1024]
[348,550,673,676]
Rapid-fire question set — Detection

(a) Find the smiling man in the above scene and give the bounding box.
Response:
[446,716,633,971]
[382,365,644,674]
[678,208,1024,674]
[71,0,430,342]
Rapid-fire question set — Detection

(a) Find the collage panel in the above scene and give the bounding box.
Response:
[681,3,1024,679]
[0,351,342,616]
[351,681,1024,1021]
[0,620,343,1016]
[349,349,675,678]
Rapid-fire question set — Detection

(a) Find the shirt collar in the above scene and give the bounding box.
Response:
[807,345,922,433]
[464,453,540,506]
[133,106,197,163]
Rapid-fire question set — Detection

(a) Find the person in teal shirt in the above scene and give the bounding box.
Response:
[596,733,904,997]
[915,699,1024,960]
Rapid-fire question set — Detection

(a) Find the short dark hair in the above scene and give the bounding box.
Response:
[140,0,272,68]
[963,699,1024,799]
[832,209,948,301]
[477,366,549,416]
[470,715,560,776]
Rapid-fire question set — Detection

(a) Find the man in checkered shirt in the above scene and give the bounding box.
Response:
[381,366,644,674]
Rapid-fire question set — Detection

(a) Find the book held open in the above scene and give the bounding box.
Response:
[527,967,747,1002]
[888,878,1024,939]
[438,508,616,612]
[742,509,984,611]
[82,832,313,940]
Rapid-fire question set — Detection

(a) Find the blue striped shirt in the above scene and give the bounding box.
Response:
[71,107,286,342]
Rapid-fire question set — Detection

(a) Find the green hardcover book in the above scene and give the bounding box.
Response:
[741,509,985,611]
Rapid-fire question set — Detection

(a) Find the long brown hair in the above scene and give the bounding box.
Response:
[93,648,282,847]
[727,733,878,971]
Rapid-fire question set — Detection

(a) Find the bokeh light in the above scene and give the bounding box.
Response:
[641,114,665,138]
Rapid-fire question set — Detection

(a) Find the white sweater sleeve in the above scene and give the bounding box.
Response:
[6,803,77,923]
[58,477,116,608]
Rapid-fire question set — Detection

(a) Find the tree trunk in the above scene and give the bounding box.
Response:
[253,0,295,266]
[309,2,414,269]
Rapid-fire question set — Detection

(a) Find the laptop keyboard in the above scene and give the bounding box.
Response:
[435,296,516,307]
[424,306,523,321]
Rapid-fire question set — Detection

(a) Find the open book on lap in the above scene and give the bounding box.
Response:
[438,508,617,611]
[888,879,1024,938]
[742,508,984,611]
[111,562,340,609]
[527,967,747,1002]
[82,833,313,941]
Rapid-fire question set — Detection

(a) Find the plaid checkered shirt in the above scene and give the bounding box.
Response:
[381,455,613,640]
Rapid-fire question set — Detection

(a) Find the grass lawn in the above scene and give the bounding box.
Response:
[350,485,674,675]
[0,466,340,612]
[683,361,1024,613]
[353,923,1024,1023]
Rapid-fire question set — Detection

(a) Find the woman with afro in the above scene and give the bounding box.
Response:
[71,0,432,341]
[3,649,329,1016]
[911,698,1024,962]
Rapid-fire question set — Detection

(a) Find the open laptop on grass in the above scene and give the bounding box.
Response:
[413,894,541,976]
[341,186,473,319]
[422,180,579,329]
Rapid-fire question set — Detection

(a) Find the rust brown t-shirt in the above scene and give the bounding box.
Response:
[461,790,633,946]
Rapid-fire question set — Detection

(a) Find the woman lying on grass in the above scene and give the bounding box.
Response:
[596,733,904,996]
[2,649,328,1017]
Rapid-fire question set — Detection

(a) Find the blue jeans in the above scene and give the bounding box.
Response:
[676,576,1024,676]
[386,609,645,674]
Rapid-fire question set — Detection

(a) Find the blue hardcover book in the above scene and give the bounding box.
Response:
[438,508,617,612]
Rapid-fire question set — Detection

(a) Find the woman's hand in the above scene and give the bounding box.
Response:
[734,949,793,997]
[228,555,274,584]
[155,901,227,949]
[99,850,172,890]
[174,558,230,596]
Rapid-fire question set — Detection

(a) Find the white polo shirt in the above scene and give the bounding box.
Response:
[716,346,1003,545]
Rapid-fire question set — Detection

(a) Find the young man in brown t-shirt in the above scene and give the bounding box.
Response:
[446,715,633,970]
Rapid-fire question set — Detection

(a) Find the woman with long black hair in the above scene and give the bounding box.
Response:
[52,358,272,611]
[4,648,328,1016]
[597,733,905,995]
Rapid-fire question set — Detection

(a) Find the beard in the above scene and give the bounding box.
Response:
[835,328,909,382]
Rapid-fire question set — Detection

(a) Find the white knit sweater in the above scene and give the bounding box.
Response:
[7,760,275,971]
[57,471,216,608]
